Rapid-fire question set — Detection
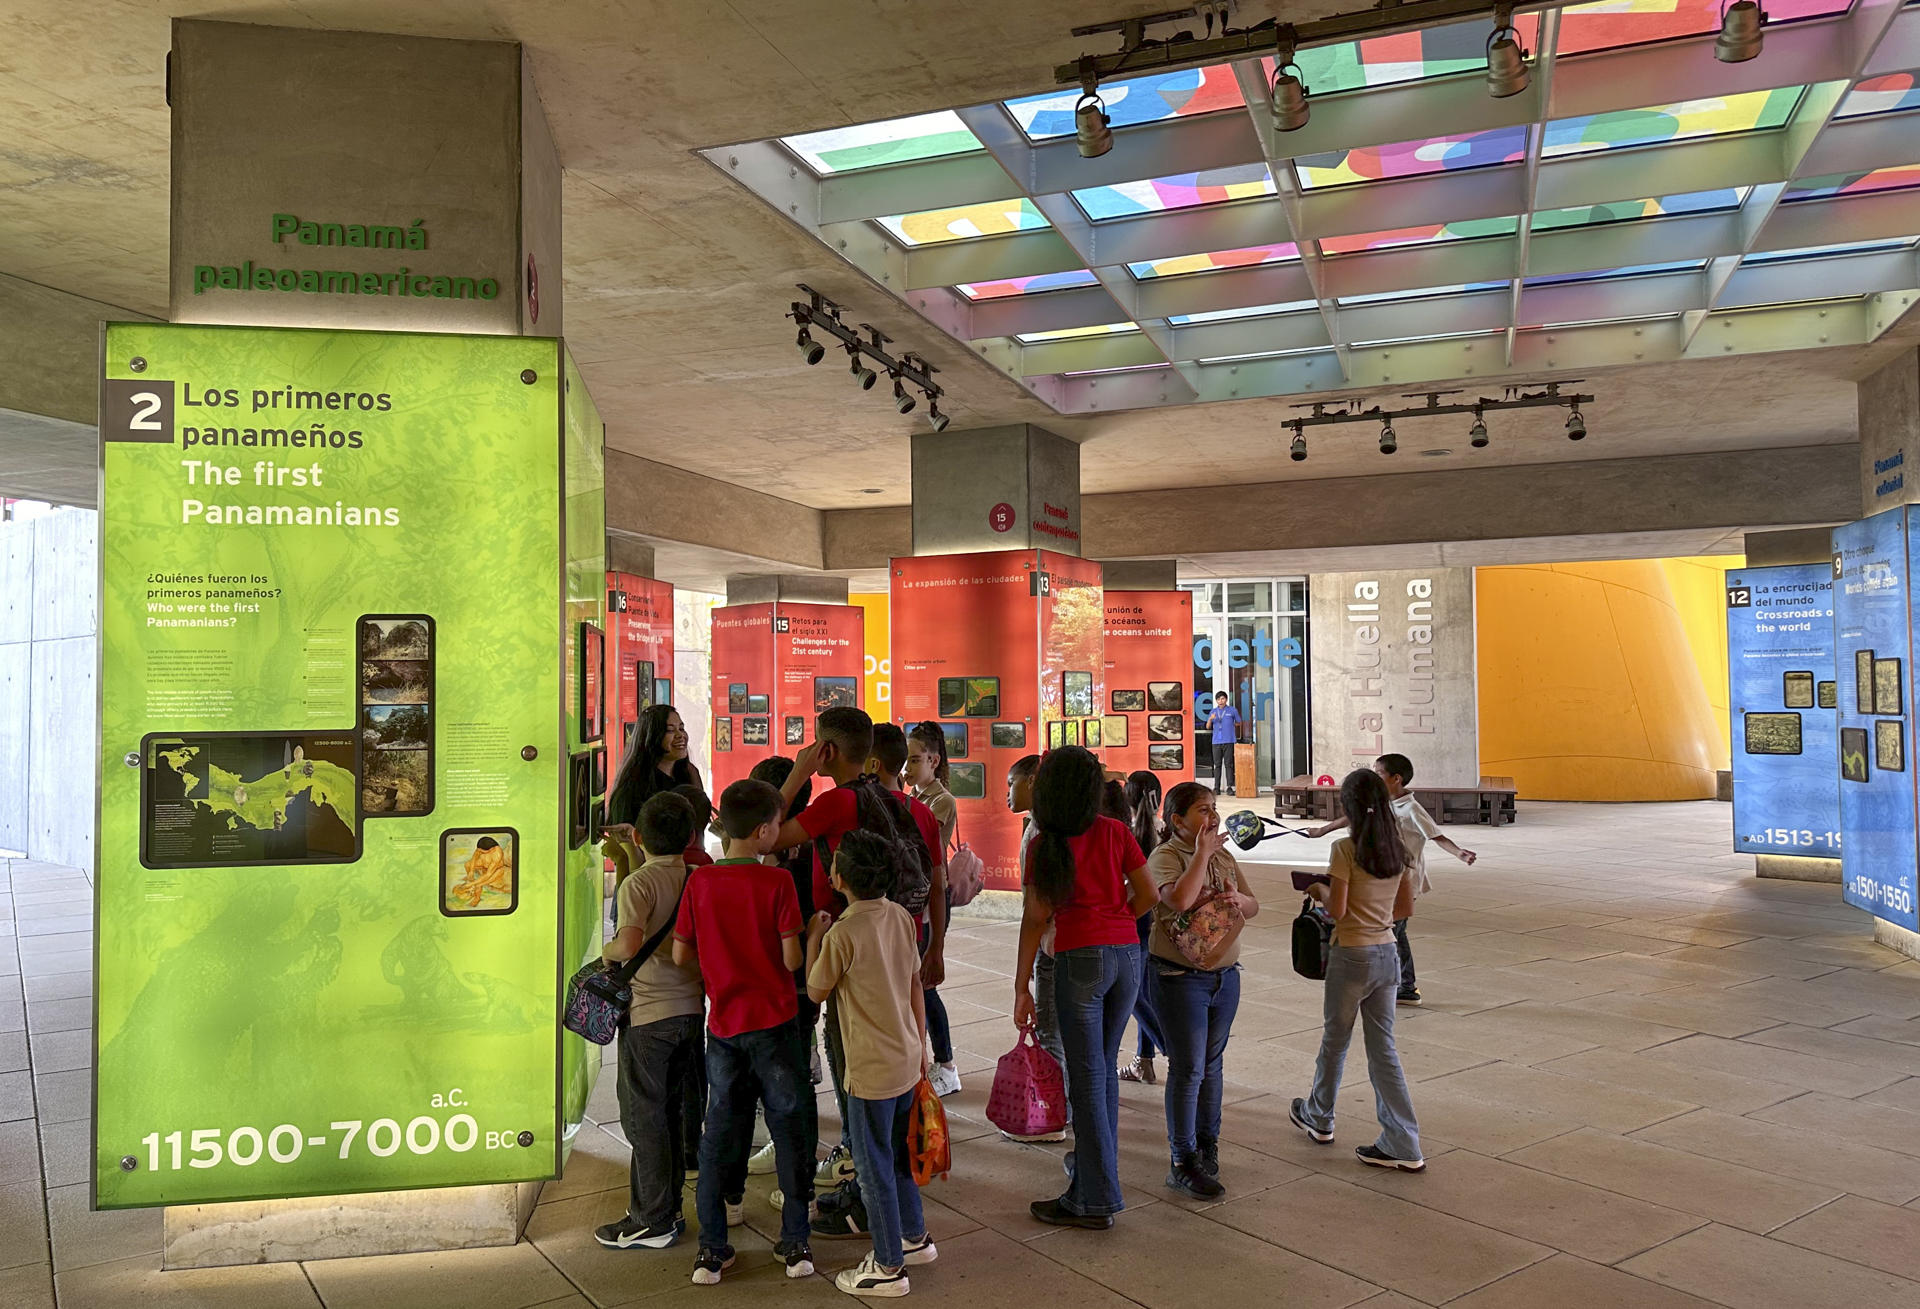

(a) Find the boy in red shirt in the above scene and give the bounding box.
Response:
[673,778,814,1285]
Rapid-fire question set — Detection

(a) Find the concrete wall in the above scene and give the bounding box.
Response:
[0,508,98,871]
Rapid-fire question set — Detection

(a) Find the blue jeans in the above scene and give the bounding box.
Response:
[1131,914,1165,1059]
[696,1018,813,1250]
[846,1088,926,1269]
[1153,962,1240,1159]
[1052,943,1139,1216]
[1301,943,1422,1161]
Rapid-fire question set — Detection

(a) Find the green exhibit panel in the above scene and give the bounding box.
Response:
[94,323,602,1208]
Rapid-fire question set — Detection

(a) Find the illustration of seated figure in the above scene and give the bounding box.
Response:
[453,837,511,908]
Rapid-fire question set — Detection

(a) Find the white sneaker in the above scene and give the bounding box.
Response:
[748,1140,778,1175]
[999,1128,1067,1144]
[816,1143,856,1184]
[927,1063,961,1098]
[769,1186,816,1219]
[901,1232,938,1265]
[835,1253,910,1298]
[725,1196,744,1227]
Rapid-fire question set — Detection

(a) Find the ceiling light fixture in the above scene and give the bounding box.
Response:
[1287,384,1594,450]
[1485,5,1530,99]
[1715,0,1766,63]
[1270,27,1310,132]
[1289,422,1307,461]
[796,327,825,365]
[1074,56,1114,158]
[848,346,877,391]
[927,400,951,433]
[787,287,948,421]
[892,374,917,414]
[1566,407,1587,440]
[1469,410,1489,448]
[1379,420,1397,455]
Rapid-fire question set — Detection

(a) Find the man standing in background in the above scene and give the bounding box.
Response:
[1207,691,1240,793]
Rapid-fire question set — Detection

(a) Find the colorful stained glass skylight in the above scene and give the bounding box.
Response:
[1542,88,1802,157]
[1319,216,1519,255]
[783,111,982,174]
[1168,301,1319,325]
[955,270,1101,300]
[1289,13,1540,94]
[1072,164,1276,220]
[1530,186,1750,229]
[1005,65,1243,139]
[876,199,1049,246]
[1554,0,1853,58]
[1126,243,1299,279]
[1782,165,1920,200]
[1016,322,1140,343]
[1295,125,1528,188]
[1837,71,1920,118]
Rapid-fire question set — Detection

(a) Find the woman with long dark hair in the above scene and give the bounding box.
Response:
[906,721,960,1097]
[1012,747,1158,1229]
[1148,782,1258,1197]
[1291,768,1424,1171]
[1117,771,1168,1085]
[607,705,701,830]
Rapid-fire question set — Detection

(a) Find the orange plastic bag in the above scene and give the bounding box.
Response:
[907,1074,950,1185]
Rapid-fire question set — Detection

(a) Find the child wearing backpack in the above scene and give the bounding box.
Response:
[806,830,937,1297]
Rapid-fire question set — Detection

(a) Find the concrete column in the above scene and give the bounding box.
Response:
[909,425,1081,556]
[725,574,849,606]
[606,534,655,578]
[169,20,560,336]
[1097,559,1179,590]
[1308,568,1479,788]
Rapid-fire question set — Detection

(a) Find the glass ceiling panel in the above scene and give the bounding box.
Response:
[955,270,1101,300]
[1525,259,1707,285]
[1837,70,1920,118]
[875,199,1049,246]
[1005,65,1244,139]
[1127,242,1299,279]
[782,111,982,174]
[1542,88,1802,157]
[1530,186,1749,229]
[1554,0,1853,58]
[1016,322,1139,343]
[1338,282,1508,305]
[1169,300,1319,325]
[1291,13,1539,93]
[1743,237,1918,262]
[1072,163,1276,221]
[1783,164,1920,200]
[1295,125,1528,188]
[1318,216,1518,255]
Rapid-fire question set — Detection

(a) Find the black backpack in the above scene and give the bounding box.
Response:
[1291,895,1334,980]
[817,777,934,917]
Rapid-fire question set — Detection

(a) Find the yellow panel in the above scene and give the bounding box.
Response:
[1476,559,1731,801]
[850,591,891,719]
[1660,554,1743,771]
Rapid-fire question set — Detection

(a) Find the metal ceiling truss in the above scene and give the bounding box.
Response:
[703,3,1920,417]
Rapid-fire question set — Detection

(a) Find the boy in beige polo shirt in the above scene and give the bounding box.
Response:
[806,830,936,1298]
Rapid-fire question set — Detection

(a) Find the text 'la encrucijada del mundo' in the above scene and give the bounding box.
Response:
[175,384,401,528]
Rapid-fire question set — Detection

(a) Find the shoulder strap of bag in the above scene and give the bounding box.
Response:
[608,867,691,986]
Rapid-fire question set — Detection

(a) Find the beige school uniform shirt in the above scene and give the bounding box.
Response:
[1326,837,1405,948]
[1392,793,1440,897]
[1146,834,1253,969]
[914,779,957,852]
[613,854,704,1026]
[807,897,922,1100]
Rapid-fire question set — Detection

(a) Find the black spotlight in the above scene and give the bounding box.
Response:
[1469,411,1489,448]
[1379,420,1398,455]
[1566,407,1587,441]
[1290,430,1307,462]
[796,328,825,365]
[892,377,916,415]
[926,400,951,433]
[847,349,877,391]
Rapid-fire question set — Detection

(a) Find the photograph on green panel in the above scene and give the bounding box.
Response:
[360,616,431,661]
[363,746,430,815]
[442,829,518,916]
[581,623,605,744]
[1743,711,1802,756]
[142,732,359,867]
[361,660,431,704]
[363,703,429,751]
[814,676,857,711]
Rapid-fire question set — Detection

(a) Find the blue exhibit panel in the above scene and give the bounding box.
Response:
[1726,564,1838,857]
[1834,508,1920,930]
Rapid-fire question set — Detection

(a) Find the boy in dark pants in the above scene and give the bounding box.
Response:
[673,779,815,1285]
[597,791,705,1250]
[807,830,937,1297]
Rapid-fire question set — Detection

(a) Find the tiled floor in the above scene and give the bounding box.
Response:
[7,800,1920,1307]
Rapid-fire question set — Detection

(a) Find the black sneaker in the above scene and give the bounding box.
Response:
[1355,1144,1426,1172]
[1397,988,1422,1006]
[774,1238,815,1278]
[595,1214,683,1249]
[1197,1140,1220,1179]
[811,1181,870,1239]
[1289,1097,1334,1144]
[1166,1155,1225,1200]
[690,1246,735,1285]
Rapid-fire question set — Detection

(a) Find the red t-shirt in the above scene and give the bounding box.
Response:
[1026,815,1147,953]
[684,846,713,867]
[797,782,941,920]
[673,858,801,1038]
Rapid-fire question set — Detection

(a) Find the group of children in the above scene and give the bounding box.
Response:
[595,716,1478,1292]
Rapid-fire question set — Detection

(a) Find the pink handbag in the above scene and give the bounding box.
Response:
[987,1026,1066,1137]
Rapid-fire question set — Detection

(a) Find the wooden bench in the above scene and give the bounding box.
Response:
[1272,776,1518,827]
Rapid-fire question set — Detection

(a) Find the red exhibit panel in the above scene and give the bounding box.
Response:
[709,601,863,794]
[892,550,1103,892]
[606,572,675,763]
[1102,590,1193,779]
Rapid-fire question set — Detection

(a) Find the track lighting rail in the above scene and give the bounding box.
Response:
[788,285,951,430]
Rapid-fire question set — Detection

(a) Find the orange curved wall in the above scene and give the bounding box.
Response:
[1476,558,1737,802]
